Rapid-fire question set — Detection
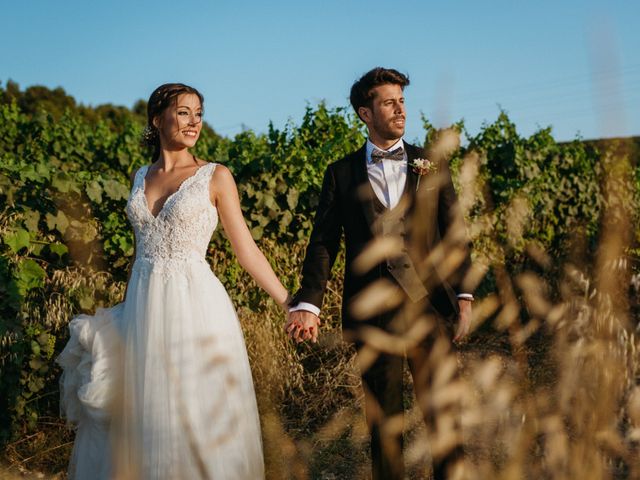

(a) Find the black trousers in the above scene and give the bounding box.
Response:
[352,307,464,480]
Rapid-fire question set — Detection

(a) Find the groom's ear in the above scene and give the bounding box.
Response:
[358,106,372,124]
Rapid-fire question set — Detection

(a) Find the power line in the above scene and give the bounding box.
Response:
[447,63,640,103]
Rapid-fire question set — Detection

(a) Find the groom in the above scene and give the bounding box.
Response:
[288,67,473,479]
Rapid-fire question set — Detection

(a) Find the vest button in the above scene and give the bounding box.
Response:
[403,263,410,268]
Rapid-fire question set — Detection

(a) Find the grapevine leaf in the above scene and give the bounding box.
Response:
[45,210,69,235]
[103,179,129,200]
[49,242,68,258]
[3,228,30,253]
[52,171,74,193]
[16,259,46,295]
[22,209,40,232]
[286,189,299,209]
[86,180,103,203]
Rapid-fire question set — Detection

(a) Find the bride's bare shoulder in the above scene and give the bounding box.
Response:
[211,164,233,182]
[208,164,237,202]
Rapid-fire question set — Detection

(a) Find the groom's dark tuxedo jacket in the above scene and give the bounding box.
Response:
[294,141,472,333]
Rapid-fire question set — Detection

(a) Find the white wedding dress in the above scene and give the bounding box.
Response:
[56,162,264,479]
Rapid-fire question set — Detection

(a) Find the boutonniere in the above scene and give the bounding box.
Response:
[410,158,437,190]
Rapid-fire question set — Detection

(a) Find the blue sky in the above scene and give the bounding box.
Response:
[1,0,638,143]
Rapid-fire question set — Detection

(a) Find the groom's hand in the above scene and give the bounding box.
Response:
[453,300,472,343]
[286,310,321,343]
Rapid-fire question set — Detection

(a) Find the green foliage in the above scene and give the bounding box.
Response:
[0,79,221,141]
[0,80,638,458]
[0,86,364,442]
[228,103,365,240]
[464,112,605,255]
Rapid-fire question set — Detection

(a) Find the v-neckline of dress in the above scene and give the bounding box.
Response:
[142,162,208,220]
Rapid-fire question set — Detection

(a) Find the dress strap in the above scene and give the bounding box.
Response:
[201,163,218,207]
[205,162,218,179]
[195,162,217,185]
[132,164,150,190]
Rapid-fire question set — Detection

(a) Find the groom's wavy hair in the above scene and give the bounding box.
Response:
[142,83,204,162]
[350,67,410,121]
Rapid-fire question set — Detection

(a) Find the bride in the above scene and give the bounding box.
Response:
[56,83,291,479]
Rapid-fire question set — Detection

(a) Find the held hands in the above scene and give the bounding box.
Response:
[285,310,321,343]
[453,299,473,343]
[284,299,470,344]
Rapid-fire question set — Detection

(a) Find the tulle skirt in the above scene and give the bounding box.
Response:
[57,257,264,479]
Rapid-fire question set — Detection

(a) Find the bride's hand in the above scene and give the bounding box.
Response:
[286,310,321,343]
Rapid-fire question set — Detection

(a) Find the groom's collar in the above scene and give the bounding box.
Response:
[365,138,405,164]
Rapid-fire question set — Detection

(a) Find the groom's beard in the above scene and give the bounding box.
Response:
[372,115,405,141]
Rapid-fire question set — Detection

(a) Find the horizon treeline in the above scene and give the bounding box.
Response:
[1,78,639,478]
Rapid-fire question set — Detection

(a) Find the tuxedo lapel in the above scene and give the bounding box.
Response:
[403,140,420,199]
[351,143,377,233]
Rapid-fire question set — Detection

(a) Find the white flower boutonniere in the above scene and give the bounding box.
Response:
[410,158,437,190]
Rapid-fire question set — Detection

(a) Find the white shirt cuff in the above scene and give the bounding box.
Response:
[289,302,321,316]
[457,293,474,301]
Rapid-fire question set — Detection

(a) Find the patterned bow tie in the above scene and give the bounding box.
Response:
[371,146,405,163]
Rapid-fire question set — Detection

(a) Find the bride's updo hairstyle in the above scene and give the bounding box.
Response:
[141,83,204,162]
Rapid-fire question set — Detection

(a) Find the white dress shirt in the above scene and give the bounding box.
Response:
[291,138,472,316]
[365,137,407,209]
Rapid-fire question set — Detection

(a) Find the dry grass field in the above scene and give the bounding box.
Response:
[2,135,639,480]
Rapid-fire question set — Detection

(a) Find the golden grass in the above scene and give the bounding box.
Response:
[2,137,639,479]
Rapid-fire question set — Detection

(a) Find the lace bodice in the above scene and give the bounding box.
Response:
[125,162,218,275]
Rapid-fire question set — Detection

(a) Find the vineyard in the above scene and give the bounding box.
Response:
[1,81,640,478]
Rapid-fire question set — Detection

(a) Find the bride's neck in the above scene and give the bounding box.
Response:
[155,150,196,171]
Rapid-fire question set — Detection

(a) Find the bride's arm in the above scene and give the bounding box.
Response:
[210,165,291,309]
[123,168,138,301]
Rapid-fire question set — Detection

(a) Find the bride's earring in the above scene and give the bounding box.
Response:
[142,125,158,145]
